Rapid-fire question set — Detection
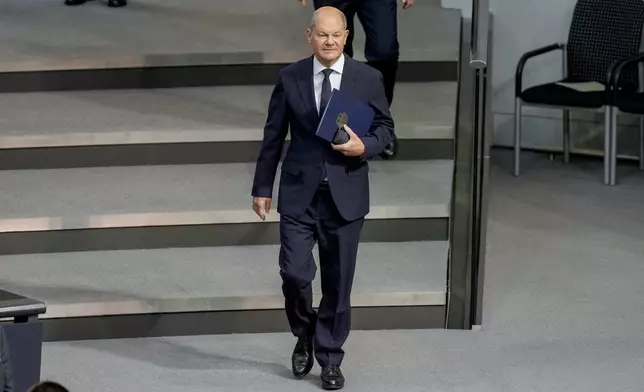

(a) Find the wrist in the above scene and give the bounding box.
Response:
[357,142,366,156]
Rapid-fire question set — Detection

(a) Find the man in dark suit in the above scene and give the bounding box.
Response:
[299,0,415,159]
[0,327,13,392]
[251,6,394,390]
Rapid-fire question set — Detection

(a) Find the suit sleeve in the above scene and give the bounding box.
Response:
[251,72,290,198]
[1,328,14,392]
[361,72,395,160]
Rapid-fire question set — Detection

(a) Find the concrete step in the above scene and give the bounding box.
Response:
[0,82,456,168]
[0,0,460,91]
[0,241,447,320]
[0,0,460,73]
[0,160,452,254]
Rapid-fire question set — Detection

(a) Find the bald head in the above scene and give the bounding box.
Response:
[306,6,349,66]
[310,6,347,30]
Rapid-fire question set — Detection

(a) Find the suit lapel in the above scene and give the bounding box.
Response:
[296,56,318,122]
[340,57,359,96]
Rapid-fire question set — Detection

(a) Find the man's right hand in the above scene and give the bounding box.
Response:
[297,0,307,5]
[253,197,272,221]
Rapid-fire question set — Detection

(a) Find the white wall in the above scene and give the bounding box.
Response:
[444,0,642,157]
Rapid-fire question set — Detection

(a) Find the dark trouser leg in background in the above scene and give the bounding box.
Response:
[357,0,400,106]
[358,0,400,159]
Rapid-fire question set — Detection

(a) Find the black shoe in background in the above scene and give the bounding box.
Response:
[380,133,399,160]
[108,0,127,7]
[291,336,314,378]
[64,0,87,5]
[321,365,345,390]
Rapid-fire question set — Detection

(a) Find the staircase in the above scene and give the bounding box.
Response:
[0,0,461,341]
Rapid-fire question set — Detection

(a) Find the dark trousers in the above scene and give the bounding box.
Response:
[314,0,400,106]
[279,183,364,366]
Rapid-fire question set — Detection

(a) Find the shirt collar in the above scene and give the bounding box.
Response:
[313,54,345,76]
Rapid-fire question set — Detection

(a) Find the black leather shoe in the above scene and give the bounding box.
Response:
[380,134,398,160]
[108,0,127,7]
[291,336,314,378]
[321,365,345,390]
[65,0,87,5]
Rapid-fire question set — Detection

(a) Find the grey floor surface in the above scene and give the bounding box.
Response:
[0,241,448,306]
[0,160,453,223]
[0,0,460,72]
[0,82,456,147]
[39,152,644,391]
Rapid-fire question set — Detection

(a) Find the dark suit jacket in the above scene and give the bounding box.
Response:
[0,327,14,392]
[251,56,394,221]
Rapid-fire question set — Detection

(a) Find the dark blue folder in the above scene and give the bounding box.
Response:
[315,88,375,143]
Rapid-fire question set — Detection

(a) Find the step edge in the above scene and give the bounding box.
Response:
[0,55,460,74]
[40,291,447,319]
[0,125,455,149]
[0,204,451,233]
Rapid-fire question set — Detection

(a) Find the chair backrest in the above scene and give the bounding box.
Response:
[567,0,644,87]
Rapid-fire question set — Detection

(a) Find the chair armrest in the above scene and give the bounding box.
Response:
[515,43,566,97]
[606,52,644,102]
[0,289,46,320]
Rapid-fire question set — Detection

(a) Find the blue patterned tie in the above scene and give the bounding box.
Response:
[319,68,333,182]
[319,68,333,117]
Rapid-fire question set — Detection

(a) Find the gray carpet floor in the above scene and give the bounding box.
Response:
[39,152,644,391]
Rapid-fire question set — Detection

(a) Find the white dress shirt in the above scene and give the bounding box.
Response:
[313,54,345,114]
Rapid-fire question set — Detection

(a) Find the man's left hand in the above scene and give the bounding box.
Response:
[332,124,366,157]
[402,0,415,9]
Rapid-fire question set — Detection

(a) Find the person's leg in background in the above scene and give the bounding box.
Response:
[357,0,399,107]
[356,0,400,159]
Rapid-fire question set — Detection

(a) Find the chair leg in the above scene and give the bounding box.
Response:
[639,116,644,171]
[514,98,522,176]
[562,109,571,163]
[609,107,618,186]
[604,107,613,186]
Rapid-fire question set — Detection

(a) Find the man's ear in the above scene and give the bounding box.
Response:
[306,28,313,43]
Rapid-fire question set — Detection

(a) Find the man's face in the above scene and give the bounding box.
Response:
[307,17,348,64]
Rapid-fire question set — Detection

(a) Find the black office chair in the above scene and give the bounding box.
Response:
[514,0,644,185]
[605,52,644,185]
